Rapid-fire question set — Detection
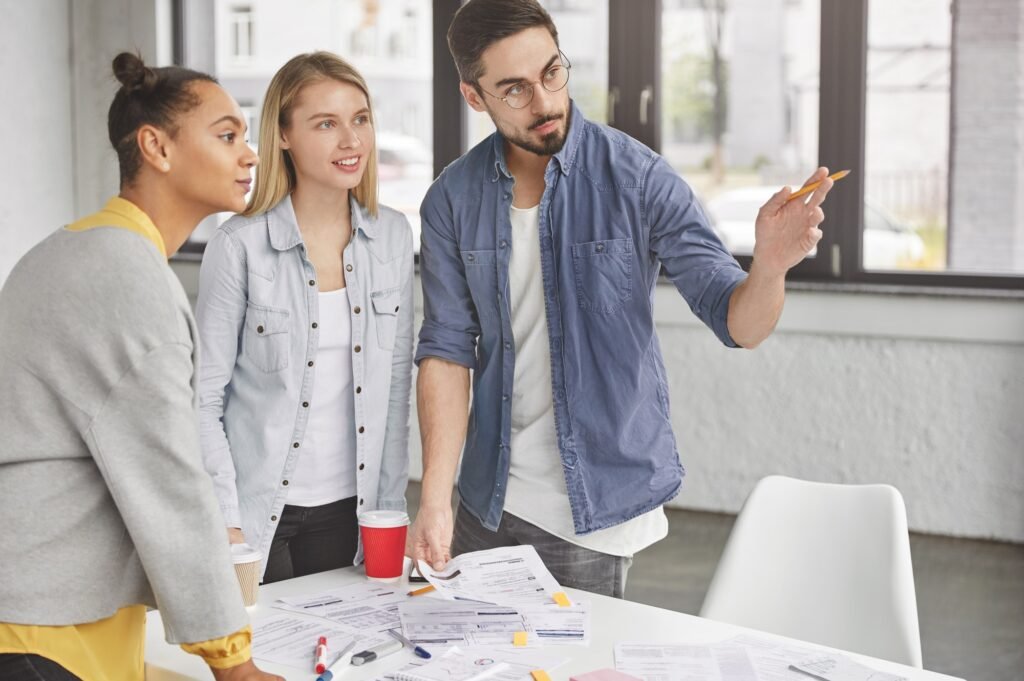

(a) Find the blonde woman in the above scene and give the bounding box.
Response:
[196,52,413,583]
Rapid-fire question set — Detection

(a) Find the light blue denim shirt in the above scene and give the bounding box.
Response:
[197,195,412,575]
[416,102,747,536]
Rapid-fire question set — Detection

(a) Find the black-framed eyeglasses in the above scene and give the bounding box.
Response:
[477,52,572,110]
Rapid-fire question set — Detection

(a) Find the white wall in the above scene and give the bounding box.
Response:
[171,261,1024,544]
[0,0,164,284]
[0,0,75,283]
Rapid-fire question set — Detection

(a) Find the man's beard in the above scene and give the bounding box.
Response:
[496,107,571,157]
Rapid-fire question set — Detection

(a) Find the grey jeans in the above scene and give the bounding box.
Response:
[451,502,632,598]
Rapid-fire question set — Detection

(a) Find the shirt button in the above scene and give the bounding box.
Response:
[504,342,511,350]
[356,386,362,394]
[359,498,364,506]
[467,253,475,262]
[596,243,605,252]
[359,463,365,471]
[308,360,314,367]
[346,264,353,272]
[271,515,278,522]
[282,480,289,486]
[354,345,362,353]
[354,306,361,314]
[292,442,299,448]
[312,322,318,329]
[308,279,315,287]
[394,305,400,312]
[500,241,508,249]
[302,401,309,408]
[502,394,509,401]
[358,426,365,434]
[256,325,264,334]
[503,193,510,200]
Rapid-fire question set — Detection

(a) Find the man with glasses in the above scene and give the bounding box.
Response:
[411,0,833,597]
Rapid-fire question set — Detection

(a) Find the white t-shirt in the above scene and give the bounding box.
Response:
[286,287,358,506]
[501,204,668,557]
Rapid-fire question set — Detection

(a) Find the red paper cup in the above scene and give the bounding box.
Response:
[359,510,409,581]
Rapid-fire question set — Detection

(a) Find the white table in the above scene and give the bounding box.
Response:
[145,566,962,681]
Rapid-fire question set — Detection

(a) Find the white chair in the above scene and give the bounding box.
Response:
[699,475,923,667]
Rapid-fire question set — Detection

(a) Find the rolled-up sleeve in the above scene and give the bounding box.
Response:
[644,156,747,347]
[415,177,480,369]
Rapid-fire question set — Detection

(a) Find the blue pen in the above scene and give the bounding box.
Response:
[386,628,432,659]
[315,640,356,681]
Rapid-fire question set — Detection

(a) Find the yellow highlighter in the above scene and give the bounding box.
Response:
[785,169,850,202]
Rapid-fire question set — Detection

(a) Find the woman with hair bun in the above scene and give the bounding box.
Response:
[196,51,413,584]
[0,53,280,681]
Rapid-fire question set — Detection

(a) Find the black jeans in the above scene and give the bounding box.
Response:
[262,496,359,584]
[451,502,633,598]
[0,655,80,681]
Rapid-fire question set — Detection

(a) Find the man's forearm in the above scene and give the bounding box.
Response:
[417,357,471,509]
[726,261,787,349]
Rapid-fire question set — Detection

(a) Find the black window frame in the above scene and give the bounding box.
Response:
[174,0,1024,291]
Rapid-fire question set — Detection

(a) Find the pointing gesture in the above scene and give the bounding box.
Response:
[752,166,835,275]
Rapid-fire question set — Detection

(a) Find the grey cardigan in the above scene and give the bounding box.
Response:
[0,226,247,644]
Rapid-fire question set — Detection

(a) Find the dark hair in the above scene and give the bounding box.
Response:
[108,52,218,185]
[447,0,559,86]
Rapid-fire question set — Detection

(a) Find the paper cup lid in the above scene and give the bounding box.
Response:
[358,510,410,528]
[230,542,261,564]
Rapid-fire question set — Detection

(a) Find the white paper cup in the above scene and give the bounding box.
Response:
[230,543,261,607]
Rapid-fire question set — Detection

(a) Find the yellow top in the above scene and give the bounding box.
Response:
[0,196,251,679]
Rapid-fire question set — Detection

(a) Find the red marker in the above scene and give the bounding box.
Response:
[314,636,328,674]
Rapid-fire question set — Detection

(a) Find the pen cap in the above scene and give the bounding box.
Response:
[358,511,409,582]
[229,543,261,606]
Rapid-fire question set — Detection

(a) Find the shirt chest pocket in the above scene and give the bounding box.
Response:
[371,288,401,350]
[242,303,291,373]
[461,249,499,321]
[572,238,634,315]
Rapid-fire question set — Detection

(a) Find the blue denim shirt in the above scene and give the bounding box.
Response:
[415,102,746,535]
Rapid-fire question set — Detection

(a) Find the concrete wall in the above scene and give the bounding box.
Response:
[949,0,1024,272]
[0,0,165,282]
[0,0,75,283]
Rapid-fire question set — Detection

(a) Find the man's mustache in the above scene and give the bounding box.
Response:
[530,113,564,130]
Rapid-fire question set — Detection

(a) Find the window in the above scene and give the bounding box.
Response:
[229,5,253,61]
[661,0,821,269]
[177,0,432,254]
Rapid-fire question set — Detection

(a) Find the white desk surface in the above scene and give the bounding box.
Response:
[145,566,962,681]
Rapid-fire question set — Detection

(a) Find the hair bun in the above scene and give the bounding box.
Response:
[112,52,157,95]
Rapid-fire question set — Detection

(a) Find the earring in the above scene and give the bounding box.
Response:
[162,162,170,171]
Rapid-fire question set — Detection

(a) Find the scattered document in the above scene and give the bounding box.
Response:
[790,654,908,681]
[390,646,569,681]
[519,602,591,645]
[391,646,509,681]
[250,613,358,670]
[417,546,566,607]
[613,642,753,681]
[275,581,407,635]
[614,634,911,681]
[722,634,821,681]
[399,600,537,647]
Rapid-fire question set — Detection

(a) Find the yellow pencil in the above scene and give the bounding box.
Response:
[407,584,436,596]
[785,169,851,202]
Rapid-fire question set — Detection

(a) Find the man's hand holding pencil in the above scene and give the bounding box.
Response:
[751,167,845,275]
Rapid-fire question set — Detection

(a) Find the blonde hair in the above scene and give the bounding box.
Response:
[245,51,378,217]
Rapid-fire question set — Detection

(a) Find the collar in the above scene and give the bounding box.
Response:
[489,99,586,182]
[267,194,375,252]
[65,196,167,258]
